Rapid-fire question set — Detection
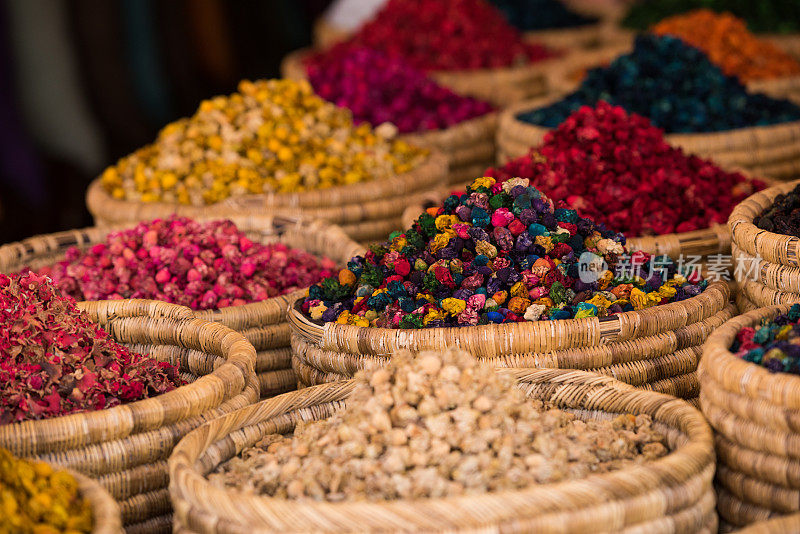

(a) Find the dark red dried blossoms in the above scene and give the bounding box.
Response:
[487,102,766,236]
[311,0,555,72]
[38,217,337,311]
[0,272,183,424]
[306,47,494,133]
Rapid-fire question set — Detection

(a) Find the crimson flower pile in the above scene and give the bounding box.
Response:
[303,175,706,329]
[306,47,494,133]
[37,217,336,311]
[488,102,766,236]
[0,272,183,424]
[310,0,555,72]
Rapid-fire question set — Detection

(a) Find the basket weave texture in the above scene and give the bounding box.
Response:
[700,304,800,527]
[735,512,800,533]
[85,148,447,246]
[0,215,365,399]
[73,469,124,534]
[168,367,716,533]
[288,281,730,401]
[0,299,259,532]
[730,179,800,308]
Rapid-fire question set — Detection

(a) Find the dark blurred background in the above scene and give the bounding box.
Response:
[0,0,331,243]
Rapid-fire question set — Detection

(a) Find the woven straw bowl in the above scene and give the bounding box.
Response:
[168,367,716,533]
[85,150,448,246]
[72,469,124,533]
[289,281,730,402]
[498,94,800,181]
[700,305,800,526]
[281,47,555,108]
[0,299,258,532]
[0,215,365,399]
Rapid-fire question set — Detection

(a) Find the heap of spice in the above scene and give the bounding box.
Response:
[652,10,800,82]
[99,79,427,204]
[489,102,765,236]
[622,1,800,34]
[35,217,336,311]
[306,48,494,134]
[309,0,555,72]
[489,0,597,31]
[302,175,706,329]
[754,183,800,236]
[210,347,667,500]
[0,272,183,424]
[0,448,93,533]
[518,34,800,133]
[732,304,800,375]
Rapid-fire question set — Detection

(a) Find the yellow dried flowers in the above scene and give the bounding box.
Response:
[101,79,428,204]
[0,449,92,534]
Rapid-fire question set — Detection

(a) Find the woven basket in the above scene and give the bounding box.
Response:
[0,299,258,532]
[729,179,800,308]
[85,149,447,246]
[498,94,800,181]
[282,47,552,108]
[699,304,800,527]
[72,469,124,533]
[735,512,800,533]
[168,367,716,533]
[288,281,729,401]
[0,216,365,399]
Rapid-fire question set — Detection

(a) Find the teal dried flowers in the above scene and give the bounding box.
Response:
[733,304,800,374]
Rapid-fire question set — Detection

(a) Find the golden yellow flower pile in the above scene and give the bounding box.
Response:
[0,448,93,534]
[101,79,427,204]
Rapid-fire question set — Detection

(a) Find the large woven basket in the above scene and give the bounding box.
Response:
[85,150,447,246]
[288,281,730,402]
[277,53,498,188]
[729,179,800,308]
[0,299,259,533]
[168,367,716,533]
[72,469,124,534]
[498,94,800,181]
[282,47,552,108]
[0,216,365,399]
[700,304,800,527]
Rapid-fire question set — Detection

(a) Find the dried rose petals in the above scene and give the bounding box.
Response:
[0,272,183,424]
[36,217,337,311]
[488,102,766,236]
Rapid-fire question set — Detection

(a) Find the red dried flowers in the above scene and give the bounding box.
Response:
[306,47,494,133]
[310,0,555,72]
[38,217,337,311]
[0,272,183,424]
[487,102,766,236]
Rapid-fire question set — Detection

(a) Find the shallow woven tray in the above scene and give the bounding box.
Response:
[288,281,729,397]
[85,149,447,245]
[700,304,800,527]
[498,94,800,181]
[0,216,365,399]
[168,367,716,533]
[282,47,552,108]
[0,299,259,529]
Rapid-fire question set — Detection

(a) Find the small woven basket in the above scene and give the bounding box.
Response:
[0,299,258,532]
[498,94,800,181]
[282,47,552,108]
[168,367,716,533]
[288,281,730,402]
[729,179,800,308]
[85,150,447,246]
[700,304,800,527]
[0,215,365,399]
[72,469,124,534]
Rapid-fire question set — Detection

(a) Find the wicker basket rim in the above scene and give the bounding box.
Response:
[168,367,713,531]
[0,299,255,450]
[72,469,124,534]
[289,281,729,351]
